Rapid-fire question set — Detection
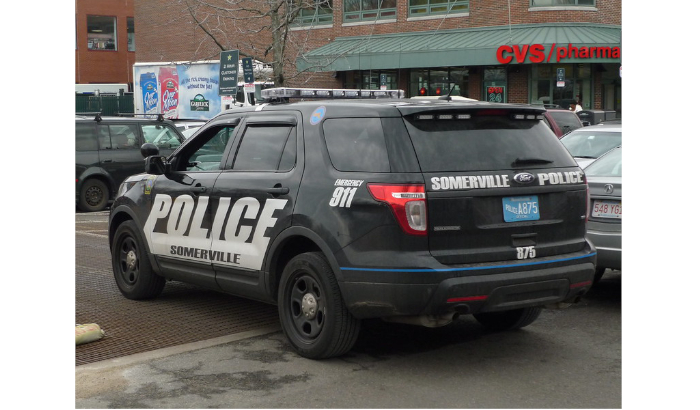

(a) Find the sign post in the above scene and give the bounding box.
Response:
[219,50,239,96]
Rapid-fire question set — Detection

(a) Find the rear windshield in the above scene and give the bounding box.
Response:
[403,114,577,172]
[585,146,622,177]
[548,111,582,132]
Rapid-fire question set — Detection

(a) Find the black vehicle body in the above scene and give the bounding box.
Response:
[109,96,596,358]
[76,114,184,211]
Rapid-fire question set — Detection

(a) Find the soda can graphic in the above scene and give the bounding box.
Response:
[140,72,159,117]
[159,66,179,119]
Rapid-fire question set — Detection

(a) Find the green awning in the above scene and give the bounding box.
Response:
[297,23,621,72]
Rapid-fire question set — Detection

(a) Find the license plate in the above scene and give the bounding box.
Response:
[502,196,540,222]
[591,200,622,219]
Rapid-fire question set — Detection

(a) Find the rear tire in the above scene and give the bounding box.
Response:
[474,307,542,331]
[79,179,109,212]
[278,252,360,359]
[112,220,165,299]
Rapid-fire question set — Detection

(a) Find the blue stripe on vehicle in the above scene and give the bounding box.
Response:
[340,252,597,273]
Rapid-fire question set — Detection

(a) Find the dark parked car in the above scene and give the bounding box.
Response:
[543,108,585,138]
[76,114,185,212]
[584,146,622,282]
[108,88,596,359]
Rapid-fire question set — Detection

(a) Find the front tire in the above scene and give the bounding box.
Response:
[278,252,360,359]
[473,307,542,331]
[79,179,109,212]
[112,220,165,299]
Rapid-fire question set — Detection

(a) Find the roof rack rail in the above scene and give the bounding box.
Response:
[260,87,405,103]
[76,112,103,122]
[123,113,165,122]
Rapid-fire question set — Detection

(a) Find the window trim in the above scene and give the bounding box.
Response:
[291,0,334,28]
[529,0,596,10]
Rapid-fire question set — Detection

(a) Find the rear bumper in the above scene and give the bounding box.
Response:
[586,229,621,270]
[338,251,596,319]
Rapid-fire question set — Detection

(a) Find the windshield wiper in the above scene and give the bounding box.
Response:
[511,157,553,166]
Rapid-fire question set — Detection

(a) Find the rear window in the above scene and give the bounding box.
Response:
[585,147,622,177]
[403,114,577,172]
[322,118,390,172]
[548,111,582,132]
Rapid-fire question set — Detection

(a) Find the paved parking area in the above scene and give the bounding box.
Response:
[75,211,279,366]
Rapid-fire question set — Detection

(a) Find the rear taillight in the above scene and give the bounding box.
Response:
[583,174,590,223]
[368,184,427,236]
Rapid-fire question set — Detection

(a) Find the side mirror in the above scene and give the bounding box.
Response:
[145,156,169,175]
[141,143,159,158]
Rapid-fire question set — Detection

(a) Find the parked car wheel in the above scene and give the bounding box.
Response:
[112,220,165,299]
[79,179,109,212]
[473,307,542,331]
[278,252,360,359]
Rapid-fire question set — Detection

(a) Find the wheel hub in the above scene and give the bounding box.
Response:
[301,293,318,319]
[126,250,137,270]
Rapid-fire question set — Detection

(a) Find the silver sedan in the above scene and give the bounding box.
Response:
[584,146,622,282]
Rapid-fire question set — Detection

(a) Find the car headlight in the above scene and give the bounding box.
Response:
[117,181,137,197]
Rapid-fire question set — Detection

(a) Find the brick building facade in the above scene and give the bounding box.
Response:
[134,0,621,112]
[75,0,136,87]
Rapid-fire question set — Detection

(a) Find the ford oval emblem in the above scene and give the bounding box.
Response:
[514,172,536,184]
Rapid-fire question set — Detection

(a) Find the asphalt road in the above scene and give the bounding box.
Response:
[76,210,621,408]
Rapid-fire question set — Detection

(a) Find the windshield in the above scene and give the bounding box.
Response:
[560,130,622,159]
[403,114,577,172]
[585,146,622,177]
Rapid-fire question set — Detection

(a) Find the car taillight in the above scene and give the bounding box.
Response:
[583,174,590,223]
[368,184,427,236]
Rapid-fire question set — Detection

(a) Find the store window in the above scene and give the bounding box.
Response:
[344,70,398,90]
[409,68,469,98]
[344,0,397,23]
[127,17,135,51]
[292,0,333,26]
[87,15,116,50]
[529,64,592,110]
[408,0,469,17]
[530,0,595,6]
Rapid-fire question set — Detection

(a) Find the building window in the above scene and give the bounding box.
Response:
[344,0,397,23]
[408,0,469,17]
[87,15,116,50]
[292,0,333,26]
[530,0,595,6]
[344,70,398,90]
[127,17,135,51]
[408,68,469,98]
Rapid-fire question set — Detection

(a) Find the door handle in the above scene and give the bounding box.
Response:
[102,159,113,163]
[191,184,207,193]
[264,185,289,196]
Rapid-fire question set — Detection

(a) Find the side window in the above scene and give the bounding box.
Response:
[232,125,295,171]
[75,123,98,151]
[108,124,140,149]
[142,124,182,149]
[96,124,112,150]
[322,118,390,172]
[180,126,236,172]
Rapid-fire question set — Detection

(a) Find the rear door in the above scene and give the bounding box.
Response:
[401,107,588,264]
[98,122,143,190]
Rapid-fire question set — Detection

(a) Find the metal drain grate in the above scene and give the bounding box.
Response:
[75,228,279,366]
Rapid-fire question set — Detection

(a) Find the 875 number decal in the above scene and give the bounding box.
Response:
[516,246,536,260]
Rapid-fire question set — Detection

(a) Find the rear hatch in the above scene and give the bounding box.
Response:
[399,105,588,265]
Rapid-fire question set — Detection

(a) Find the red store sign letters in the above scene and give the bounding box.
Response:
[497,44,621,64]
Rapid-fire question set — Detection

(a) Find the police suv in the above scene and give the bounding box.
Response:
[109,88,596,359]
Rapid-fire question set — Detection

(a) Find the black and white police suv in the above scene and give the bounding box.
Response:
[109,87,597,359]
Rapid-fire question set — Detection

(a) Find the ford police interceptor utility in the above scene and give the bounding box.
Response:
[109,87,596,359]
